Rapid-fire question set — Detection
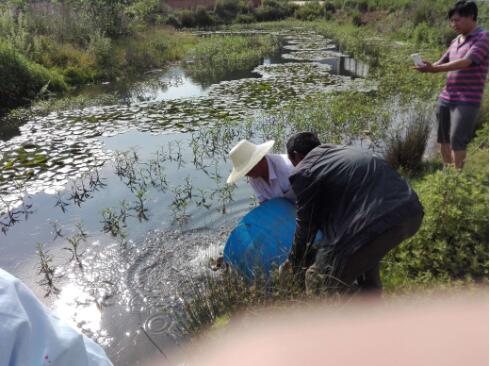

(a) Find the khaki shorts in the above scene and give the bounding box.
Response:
[436,103,480,151]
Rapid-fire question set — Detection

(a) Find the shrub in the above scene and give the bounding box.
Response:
[124,0,162,24]
[294,2,324,21]
[88,31,119,79]
[385,167,489,282]
[0,8,31,56]
[214,0,246,22]
[163,14,182,28]
[255,0,293,21]
[235,13,256,24]
[324,1,336,14]
[120,28,195,71]
[384,109,431,175]
[0,40,66,110]
[411,22,440,47]
[352,11,363,26]
[194,6,214,28]
[177,9,196,28]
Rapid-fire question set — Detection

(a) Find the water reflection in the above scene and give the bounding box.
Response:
[54,282,103,338]
[336,56,369,78]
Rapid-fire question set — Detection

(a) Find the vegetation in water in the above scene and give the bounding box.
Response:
[184,34,280,85]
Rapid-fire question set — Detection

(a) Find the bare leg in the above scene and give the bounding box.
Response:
[453,150,467,169]
[440,143,453,165]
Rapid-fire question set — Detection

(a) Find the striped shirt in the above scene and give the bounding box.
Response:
[439,27,488,106]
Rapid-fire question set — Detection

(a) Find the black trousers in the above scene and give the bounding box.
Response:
[310,212,423,294]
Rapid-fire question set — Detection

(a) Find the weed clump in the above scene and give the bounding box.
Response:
[384,109,431,175]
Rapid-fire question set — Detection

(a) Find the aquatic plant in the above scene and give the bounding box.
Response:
[170,181,193,229]
[101,206,127,237]
[36,243,61,296]
[132,189,149,222]
[50,220,64,241]
[64,233,86,270]
[194,188,212,210]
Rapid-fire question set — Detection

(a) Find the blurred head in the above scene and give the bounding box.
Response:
[448,1,478,34]
[286,132,321,166]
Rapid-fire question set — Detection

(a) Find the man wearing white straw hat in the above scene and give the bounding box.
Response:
[227,139,295,204]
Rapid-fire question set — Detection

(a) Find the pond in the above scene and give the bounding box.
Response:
[0,29,371,365]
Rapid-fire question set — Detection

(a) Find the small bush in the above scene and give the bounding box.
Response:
[411,22,440,47]
[324,2,336,14]
[120,28,195,71]
[177,9,196,28]
[0,40,66,110]
[384,110,431,175]
[88,31,119,79]
[215,0,247,22]
[385,167,488,282]
[194,6,214,28]
[352,11,363,26]
[236,13,256,24]
[163,14,182,28]
[255,0,293,21]
[294,2,324,21]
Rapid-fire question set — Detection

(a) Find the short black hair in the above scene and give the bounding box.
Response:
[286,132,321,157]
[448,1,478,21]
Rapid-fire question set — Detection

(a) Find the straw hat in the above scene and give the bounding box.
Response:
[226,139,275,184]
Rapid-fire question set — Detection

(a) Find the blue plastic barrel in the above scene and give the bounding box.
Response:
[224,198,299,280]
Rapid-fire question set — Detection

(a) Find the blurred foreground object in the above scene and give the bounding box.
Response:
[172,289,488,366]
[0,268,112,366]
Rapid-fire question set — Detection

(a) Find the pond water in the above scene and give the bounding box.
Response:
[0,29,372,365]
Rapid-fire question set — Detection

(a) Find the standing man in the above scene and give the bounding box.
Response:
[282,132,424,294]
[416,0,488,169]
[227,139,295,203]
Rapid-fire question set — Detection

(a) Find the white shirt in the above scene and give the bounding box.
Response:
[0,268,113,366]
[249,154,296,203]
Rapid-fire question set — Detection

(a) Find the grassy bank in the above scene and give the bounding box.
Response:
[0,1,198,112]
[2,0,488,112]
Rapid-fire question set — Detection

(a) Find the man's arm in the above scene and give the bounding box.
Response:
[416,58,473,73]
[433,49,450,66]
[288,191,318,271]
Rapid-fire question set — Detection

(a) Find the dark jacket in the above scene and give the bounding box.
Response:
[288,144,423,267]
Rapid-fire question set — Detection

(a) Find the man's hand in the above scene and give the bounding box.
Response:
[278,259,292,276]
[415,61,437,73]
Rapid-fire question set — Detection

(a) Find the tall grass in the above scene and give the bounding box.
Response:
[117,27,197,71]
[174,269,317,336]
[0,40,66,111]
[185,34,280,85]
[384,107,431,175]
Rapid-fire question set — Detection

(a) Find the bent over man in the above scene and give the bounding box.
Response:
[284,132,424,294]
[227,139,295,203]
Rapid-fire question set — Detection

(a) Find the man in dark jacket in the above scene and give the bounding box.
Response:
[283,132,424,294]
